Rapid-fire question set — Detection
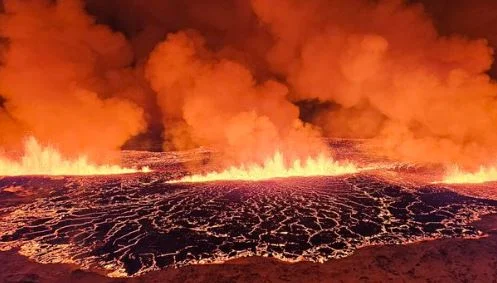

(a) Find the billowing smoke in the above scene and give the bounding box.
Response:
[0,0,146,161]
[145,31,326,165]
[419,0,497,77]
[2,0,497,169]
[251,0,497,168]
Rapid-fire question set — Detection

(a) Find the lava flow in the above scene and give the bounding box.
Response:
[170,151,359,183]
[0,137,150,176]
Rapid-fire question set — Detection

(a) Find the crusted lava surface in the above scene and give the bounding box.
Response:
[0,141,497,277]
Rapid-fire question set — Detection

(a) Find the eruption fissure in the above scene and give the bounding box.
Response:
[0,137,150,176]
[442,166,497,184]
[168,151,360,183]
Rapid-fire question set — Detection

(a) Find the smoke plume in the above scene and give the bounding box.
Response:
[145,31,326,165]
[2,0,497,169]
[0,0,146,161]
[251,0,497,168]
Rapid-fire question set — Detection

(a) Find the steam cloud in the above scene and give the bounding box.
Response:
[1,0,497,169]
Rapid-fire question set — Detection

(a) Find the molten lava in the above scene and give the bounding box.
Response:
[170,151,359,183]
[0,137,150,176]
[442,166,497,184]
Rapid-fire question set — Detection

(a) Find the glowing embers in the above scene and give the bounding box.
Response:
[442,166,497,184]
[0,137,150,176]
[170,151,359,183]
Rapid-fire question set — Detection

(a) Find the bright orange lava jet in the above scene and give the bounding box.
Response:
[442,166,497,184]
[169,151,359,183]
[0,137,150,176]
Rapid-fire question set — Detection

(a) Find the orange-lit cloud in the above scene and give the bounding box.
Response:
[251,0,497,168]
[146,31,327,166]
[2,0,497,173]
[0,0,146,162]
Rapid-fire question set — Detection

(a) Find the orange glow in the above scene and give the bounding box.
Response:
[0,137,151,177]
[169,151,359,183]
[442,166,497,184]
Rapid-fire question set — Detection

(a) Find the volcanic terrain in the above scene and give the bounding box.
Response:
[1,140,496,279]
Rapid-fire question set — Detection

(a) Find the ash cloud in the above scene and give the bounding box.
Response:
[2,0,497,168]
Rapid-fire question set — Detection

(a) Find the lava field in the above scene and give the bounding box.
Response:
[0,143,497,277]
[0,171,497,276]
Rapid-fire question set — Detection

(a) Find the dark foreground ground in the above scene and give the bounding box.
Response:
[1,214,496,283]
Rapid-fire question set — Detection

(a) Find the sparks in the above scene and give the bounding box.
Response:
[442,166,497,184]
[0,137,151,177]
[169,151,359,183]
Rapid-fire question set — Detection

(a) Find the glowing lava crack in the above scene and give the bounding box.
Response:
[169,151,360,183]
[1,173,496,277]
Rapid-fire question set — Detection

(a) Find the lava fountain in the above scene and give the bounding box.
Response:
[442,166,497,184]
[169,151,359,183]
[0,137,150,176]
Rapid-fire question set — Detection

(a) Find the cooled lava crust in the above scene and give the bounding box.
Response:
[0,141,496,277]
